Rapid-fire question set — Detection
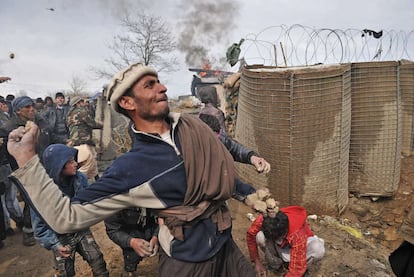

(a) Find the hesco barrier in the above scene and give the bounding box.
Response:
[235,64,351,215]
[349,61,401,197]
[400,60,414,156]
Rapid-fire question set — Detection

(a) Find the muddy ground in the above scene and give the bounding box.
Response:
[0,154,413,277]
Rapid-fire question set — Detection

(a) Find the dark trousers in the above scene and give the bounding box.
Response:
[122,247,143,272]
[54,230,108,277]
[158,238,255,277]
[23,201,32,229]
[389,241,414,277]
[0,193,6,241]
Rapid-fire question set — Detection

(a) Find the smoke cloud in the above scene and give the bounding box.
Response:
[58,0,240,68]
[177,0,240,67]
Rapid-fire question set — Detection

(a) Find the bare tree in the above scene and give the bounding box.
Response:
[92,11,178,79]
[68,75,88,95]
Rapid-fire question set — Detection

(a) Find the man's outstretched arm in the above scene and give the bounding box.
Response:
[7,123,161,233]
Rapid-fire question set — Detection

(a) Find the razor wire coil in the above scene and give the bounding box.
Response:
[241,25,414,66]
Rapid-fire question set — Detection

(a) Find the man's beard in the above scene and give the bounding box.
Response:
[140,105,170,121]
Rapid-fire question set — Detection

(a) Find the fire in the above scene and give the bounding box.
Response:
[199,60,211,77]
[198,59,221,77]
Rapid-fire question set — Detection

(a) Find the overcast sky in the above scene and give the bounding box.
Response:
[1,0,413,99]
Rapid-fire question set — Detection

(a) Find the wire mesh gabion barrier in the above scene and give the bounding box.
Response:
[240,25,414,67]
[235,64,351,215]
[348,61,401,197]
[400,60,414,156]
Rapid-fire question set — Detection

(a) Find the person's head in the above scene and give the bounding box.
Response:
[12,96,35,121]
[6,94,15,102]
[198,86,218,107]
[35,97,44,109]
[261,211,289,242]
[199,113,221,133]
[107,63,168,122]
[44,96,53,106]
[61,157,78,177]
[55,92,65,107]
[0,99,8,113]
[69,96,84,107]
[42,144,78,183]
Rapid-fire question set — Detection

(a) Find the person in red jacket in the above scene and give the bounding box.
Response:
[246,206,325,276]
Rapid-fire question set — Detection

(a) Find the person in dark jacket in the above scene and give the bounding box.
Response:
[31,144,108,277]
[44,96,54,109]
[105,208,159,277]
[43,92,69,144]
[198,86,227,133]
[199,113,271,174]
[1,96,51,246]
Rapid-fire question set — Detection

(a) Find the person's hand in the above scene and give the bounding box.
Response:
[149,236,159,257]
[7,122,38,167]
[254,260,267,276]
[250,156,271,174]
[130,238,153,257]
[56,245,71,258]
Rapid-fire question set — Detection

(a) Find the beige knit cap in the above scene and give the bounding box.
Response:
[107,63,158,113]
[69,96,83,107]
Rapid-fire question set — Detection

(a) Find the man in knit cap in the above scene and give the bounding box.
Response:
[7,63,256,276]
[1,96,50,246]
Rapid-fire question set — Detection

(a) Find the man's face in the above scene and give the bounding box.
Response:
[0,103,8,113]
[76,100,85,107]
[128,75,169,120]
[55,96,65,106]
[16,104,35,121]
[35,102,43,109]
[61,157,77,176]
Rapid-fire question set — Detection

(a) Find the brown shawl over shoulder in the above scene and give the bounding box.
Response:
[157,113,235,240]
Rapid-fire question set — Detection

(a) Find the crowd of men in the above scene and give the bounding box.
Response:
[0,92,100,248]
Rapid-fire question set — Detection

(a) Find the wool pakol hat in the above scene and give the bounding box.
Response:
[107,63,158,113]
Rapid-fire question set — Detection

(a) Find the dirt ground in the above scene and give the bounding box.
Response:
[0,153,413,277]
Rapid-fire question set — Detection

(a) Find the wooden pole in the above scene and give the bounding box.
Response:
[280,42,287,67]
[273,44,278,67]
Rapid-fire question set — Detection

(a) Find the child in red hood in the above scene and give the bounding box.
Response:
[247,206,325,277]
